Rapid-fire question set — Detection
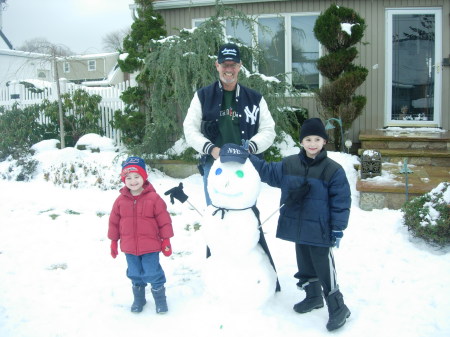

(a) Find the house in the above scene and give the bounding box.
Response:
[0,49,131,88]
[57,52,131,87]
[152,0,450,147]
[0,49,53,86]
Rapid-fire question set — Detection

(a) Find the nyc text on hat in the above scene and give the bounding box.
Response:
[220,143,249,164]
[218,43,241,64]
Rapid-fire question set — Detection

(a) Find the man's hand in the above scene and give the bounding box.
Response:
[211,147,220,160]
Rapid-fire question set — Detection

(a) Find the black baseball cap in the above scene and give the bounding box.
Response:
[217,43,241,64]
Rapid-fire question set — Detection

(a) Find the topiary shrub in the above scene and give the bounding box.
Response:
[401,182,450,247]
[313,4,368,151]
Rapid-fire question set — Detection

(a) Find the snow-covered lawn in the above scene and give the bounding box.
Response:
[0,135,449,337]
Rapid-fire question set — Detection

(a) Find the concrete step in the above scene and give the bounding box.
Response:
[358,129,450,166]
[356,164,450,210]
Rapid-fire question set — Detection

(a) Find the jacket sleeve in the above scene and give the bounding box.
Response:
[248,97,276,154]
[153,195,174,240]
[183,92,215,155]
[249,154,283,188]
[108,198,121,241]
[328,168,351,231]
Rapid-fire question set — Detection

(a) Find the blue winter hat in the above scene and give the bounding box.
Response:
[121,156,148,182]
[220,143,249,164]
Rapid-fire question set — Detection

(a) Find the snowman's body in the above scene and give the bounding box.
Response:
[201,157,277,308]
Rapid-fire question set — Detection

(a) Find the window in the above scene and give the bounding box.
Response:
[37,70,48,79]
[63,62,70,73]
[223,14,320,92]
[88,60,96,71]
[257,17,286,77]
[291,15,320,91]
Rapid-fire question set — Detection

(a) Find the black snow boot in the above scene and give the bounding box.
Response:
[293,280,324,313]
[131,285,147,313]
[325,289,351,331]
[151,286,168,314]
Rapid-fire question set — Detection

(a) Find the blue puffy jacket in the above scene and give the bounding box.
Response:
[250,149,351,247]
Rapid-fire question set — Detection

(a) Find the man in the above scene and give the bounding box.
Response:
[183,42,276,205]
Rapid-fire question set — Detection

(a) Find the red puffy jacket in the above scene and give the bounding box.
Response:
[108,181,174,256]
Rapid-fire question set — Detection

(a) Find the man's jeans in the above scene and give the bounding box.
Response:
[125,252,166,289]
[202,160,213,206]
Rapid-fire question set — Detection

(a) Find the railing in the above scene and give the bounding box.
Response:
[0,79,132,145]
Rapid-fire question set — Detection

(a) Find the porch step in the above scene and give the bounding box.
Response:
[357,129,450,210]
[358,129,450,166]
[357,164,450,211]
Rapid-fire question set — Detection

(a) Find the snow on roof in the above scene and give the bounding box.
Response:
[0,48,51,59]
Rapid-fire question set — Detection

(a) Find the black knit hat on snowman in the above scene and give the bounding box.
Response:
[299,118,329,142]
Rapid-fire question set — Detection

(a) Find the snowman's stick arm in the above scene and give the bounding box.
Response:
[186,199,203,217]
[260,204,285,227]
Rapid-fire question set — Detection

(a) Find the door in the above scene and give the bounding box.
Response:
[386,8,442,126]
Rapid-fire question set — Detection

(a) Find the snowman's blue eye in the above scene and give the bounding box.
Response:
[215,168,222,175]
[235,170,244,178]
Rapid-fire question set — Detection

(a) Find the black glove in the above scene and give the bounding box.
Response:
[284,182,311,207]
[164,183,189,204]
[201,120,219,140]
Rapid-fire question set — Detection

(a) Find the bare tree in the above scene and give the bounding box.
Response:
[102,28,130,52]
[15,39,69,148]
[18,37,74,56]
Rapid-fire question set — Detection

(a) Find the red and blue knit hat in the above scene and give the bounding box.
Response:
[121,156,148,182]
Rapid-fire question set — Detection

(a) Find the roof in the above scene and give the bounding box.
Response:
[153,0,284,9]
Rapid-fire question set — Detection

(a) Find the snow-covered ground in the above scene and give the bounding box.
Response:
[0,134,449,337]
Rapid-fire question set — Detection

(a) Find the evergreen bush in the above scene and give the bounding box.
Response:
[401,182,450,247]
[115,0,167,149]
[0,104,46,161]
[313,4,368,150]
[40,89,104,147]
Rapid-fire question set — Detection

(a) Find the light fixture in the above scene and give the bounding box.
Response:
[325,118,344,152]
[344,139,352,153]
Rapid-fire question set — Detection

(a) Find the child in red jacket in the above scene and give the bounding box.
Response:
[108,156,174,314]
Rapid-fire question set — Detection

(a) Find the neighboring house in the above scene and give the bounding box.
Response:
[0,49,52,86]
[0,50,129,88]
[152,0,449,146]
[57,52,130,87]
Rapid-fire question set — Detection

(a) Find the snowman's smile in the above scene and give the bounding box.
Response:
[212,188,243,198]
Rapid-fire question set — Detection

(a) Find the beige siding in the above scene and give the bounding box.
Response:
[156,0,450,145]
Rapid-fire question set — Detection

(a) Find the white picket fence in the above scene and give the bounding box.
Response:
[0,79,132,145]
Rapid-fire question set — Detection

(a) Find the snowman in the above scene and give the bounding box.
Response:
[201,143,279,309]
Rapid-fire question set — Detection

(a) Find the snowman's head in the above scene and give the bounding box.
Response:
[208,157,261,209]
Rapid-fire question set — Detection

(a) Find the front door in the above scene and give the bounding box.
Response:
[385,8,442,126]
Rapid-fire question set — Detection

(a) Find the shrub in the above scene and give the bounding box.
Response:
[40,89,104,147]
[0,104,46,161]
[313,4,368,151]
[401,182,450,247]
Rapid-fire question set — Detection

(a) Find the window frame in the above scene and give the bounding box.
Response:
[87,60,96,72]
[63,62,70,73]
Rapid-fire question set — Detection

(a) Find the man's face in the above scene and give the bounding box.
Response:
[215,61,241,88]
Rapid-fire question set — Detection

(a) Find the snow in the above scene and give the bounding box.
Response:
[341,23,356,35]
[1,134,449,337]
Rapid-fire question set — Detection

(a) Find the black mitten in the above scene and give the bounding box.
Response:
[164,182,189,204]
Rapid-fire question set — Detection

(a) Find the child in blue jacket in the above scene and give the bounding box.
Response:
[248,118,351,331]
